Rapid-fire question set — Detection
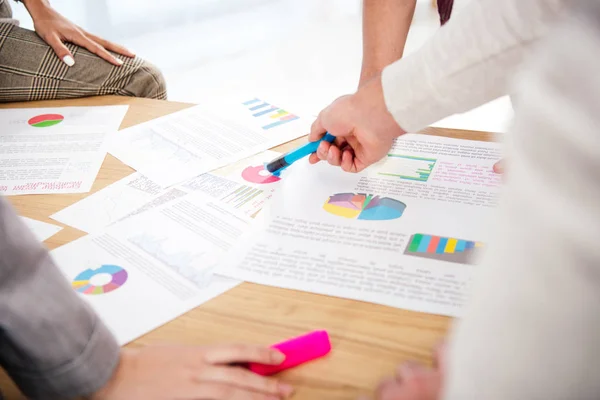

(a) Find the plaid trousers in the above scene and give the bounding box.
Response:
[0,0,167,103]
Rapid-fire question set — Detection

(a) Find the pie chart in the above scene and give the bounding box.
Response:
[72,264,128,295]
[241,165,281,184]
[323,193,406,221]
[28,113,64,128]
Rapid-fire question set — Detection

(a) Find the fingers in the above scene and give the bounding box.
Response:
[309,115,326,142]
[433,341,447,373]
[203,344,285,366]
[198,366,293,398]
[308,153,321,164]
[45,33,75,66]
[194,382,287,400]
[493,159,505,174]
[69,32,124,66]
[85,31,135,58]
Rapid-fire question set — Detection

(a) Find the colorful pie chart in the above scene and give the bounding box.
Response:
[241,165,281,184]
[28,113,64,128]
[72,264,128,295]
[323,193,406,221]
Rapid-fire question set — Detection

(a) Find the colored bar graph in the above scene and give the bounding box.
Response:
[445,238,458,253]
[408,234,423,252]
[436,237,448,254]
[249,102,270,111]
[404,233,483,265]
[427,236,440,253]
[253,106,278,117]
[417,235,431,253]
[270,110,289,118]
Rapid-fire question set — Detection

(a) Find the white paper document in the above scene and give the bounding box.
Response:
[52,150,282,233]
[0,106,128,195]
[108,98,309,187]
[21,217,63,242]
[52,191,248,344]
[216,134,503,317]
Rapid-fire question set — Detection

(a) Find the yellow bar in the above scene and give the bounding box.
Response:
[270,110,288,118]
[444,238,458,253]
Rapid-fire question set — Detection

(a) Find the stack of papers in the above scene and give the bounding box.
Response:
[9,97,504,344]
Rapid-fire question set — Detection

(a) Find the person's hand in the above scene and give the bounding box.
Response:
[358,342,446,400]
[91,345,295,400]
[308,75,406,173]
[22,0,134,67]
[493,159,505,174]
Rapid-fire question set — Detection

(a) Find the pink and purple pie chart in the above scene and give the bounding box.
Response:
[72,264,128,295]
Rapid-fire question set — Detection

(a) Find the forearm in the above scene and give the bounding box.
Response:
[382,0,566,132]
[0,197,120,400]
[444,2,600,398]
[359,0,416,86]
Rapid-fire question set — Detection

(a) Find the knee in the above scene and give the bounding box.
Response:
[122,58,167,100]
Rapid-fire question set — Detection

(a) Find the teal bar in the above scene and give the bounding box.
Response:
[455,240,466,253]
[436,237,448,254]
[417,235,431,253]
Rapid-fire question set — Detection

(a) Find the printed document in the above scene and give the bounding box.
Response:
[0,106,128,195]
[108,98,308,186]
[53,191,248,344]
[216,134,503,317]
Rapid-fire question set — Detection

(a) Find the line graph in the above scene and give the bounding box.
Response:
[128,233,210,287]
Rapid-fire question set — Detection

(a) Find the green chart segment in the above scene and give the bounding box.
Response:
[404,233,484,265]
[28,113,64,128]
[323,193,406,220]
[378,154,437,182]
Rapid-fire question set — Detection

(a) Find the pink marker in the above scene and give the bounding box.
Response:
[249,330,332,376]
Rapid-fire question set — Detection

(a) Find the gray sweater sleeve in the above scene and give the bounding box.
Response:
[0,197,120,400]
[444,1,600,398]
[381,0,566,132]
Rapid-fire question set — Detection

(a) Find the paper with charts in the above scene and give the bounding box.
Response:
[0,106,128,195]
[216,134,503,317]
[109,97,309,187]
[50,150,282,233]
[53,191,247,345]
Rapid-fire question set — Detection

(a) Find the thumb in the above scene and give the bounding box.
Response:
[309,113,326,143]
[46,34,75,67]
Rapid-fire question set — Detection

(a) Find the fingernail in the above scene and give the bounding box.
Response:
[397,361,421,380]
[327,149,334,162]
[115,57,124,65]
[62,55,75,67]
[271,350,286,364]
[278,383,295,397]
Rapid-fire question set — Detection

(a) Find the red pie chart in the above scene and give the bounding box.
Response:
[28,114,64,128]
[241,165,281,184]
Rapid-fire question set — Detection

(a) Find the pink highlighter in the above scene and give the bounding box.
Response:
[249,330,332,376]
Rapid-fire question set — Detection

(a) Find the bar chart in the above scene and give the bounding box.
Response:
[404,233,483,265]
[243,98,299,130]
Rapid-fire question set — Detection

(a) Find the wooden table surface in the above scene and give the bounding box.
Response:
[0,96,497,400]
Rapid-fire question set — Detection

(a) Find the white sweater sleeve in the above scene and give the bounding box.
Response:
[381,0,566,132]
[444,2,600,399]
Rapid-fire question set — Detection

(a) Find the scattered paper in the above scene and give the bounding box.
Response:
[0,106,128,195]
[20,217,63,242]
[52,151,282,233]
[216,134,503,317]
[178,150,282,217]
[53,191,248,345]
[108,98,308,187]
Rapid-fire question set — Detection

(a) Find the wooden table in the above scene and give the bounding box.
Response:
[0,96,497,399]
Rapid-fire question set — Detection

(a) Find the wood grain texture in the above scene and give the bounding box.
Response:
[0,96,497,400]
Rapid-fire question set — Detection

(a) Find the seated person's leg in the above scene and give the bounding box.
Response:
[0,4,166,103]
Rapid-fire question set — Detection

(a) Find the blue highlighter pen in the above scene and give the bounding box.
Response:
[265,133,336,176]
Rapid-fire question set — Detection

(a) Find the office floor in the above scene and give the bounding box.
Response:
[11,0,513,132]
